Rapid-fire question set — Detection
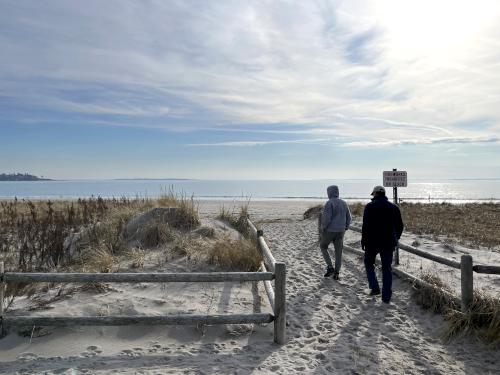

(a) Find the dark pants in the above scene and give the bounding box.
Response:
[364,248,393,301]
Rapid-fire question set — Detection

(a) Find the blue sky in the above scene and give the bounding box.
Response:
[1,0,499,179]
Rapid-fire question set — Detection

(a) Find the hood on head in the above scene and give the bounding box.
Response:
[327,185,339,199]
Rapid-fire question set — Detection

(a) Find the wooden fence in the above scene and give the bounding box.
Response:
[347,225,500,311]
[0,224,286,344]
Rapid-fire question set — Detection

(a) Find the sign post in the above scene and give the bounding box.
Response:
[383,169,407,205]
[383,169,407,266]
[393,168,398,205]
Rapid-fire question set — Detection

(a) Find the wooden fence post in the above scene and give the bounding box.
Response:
[394,245,400,266]
[1,262,5,337]
[274,262,286,345]
[460,255,473,312]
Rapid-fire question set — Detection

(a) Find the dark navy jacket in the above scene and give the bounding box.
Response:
[361,195,404,250]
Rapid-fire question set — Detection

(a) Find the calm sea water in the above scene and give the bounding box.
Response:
[0,179,499,203]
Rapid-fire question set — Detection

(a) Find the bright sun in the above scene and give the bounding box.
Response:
[376,0,499,58]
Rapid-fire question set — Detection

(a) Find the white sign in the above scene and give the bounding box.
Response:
[383,171,407,187]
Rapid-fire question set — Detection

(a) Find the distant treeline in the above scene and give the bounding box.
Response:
[0,173,51,181]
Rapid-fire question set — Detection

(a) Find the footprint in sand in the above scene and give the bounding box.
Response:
[18,352,38,361]
[81,345,102,357]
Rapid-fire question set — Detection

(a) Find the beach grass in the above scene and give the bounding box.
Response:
[0,197,153,272]
[346,202,500,249]
[216,201,251,238]
[209,237,262,272]
[413,271,500,344]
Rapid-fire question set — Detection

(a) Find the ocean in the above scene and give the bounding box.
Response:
[0,179,499,203]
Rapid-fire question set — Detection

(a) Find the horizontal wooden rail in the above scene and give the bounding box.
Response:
[248,219,277,272]
[247,219,258,237]
[344,245,364,257]
[260,262,275,310]
[343,245,461,306]
[392,267,461,307]
[4,272,274,284]
[397,243,461,269]
[257,237,276,272]
[2,313,274,327]
[349,225,362,233]
[247,220,285,343]
[349,224,461,269]
[472,264,500,275]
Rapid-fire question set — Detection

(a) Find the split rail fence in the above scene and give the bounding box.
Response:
[345,224,500,312]
[0,221,286,343]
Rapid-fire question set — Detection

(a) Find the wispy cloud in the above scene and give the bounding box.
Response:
[1,0,500,156]
[188,138,333,147]
[342,135,500,148]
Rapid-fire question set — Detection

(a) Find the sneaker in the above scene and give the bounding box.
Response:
[333,273,340,280]
[382,298,391,304]
[324,268,335,277]
[369,289,381,296]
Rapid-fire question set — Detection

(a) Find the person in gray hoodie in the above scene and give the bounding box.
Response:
[319,185,352,279]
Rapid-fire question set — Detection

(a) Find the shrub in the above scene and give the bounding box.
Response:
[0,197,152,271]
[209,237,262,272]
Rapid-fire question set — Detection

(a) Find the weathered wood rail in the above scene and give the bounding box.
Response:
[247,219,286,344]
[347,225,500,312]
[0,224,286,343]
[3,272,274,283]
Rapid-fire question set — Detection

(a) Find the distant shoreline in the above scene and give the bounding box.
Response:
[113,178,192,181]
[0,173,52,182]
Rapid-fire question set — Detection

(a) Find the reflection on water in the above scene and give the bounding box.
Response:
[0,179,499,202]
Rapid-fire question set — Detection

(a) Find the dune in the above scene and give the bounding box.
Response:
[0,200,498,374]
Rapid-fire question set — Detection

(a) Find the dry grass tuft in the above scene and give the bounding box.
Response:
[443,290,500,344]
[127,248,146,269]
[157,187,200,230]
[413,272,500,344]
[134,221,175,248]
[348,202,365,217]
[209,237,262,272]
[78,282,115,294]
[171,237,188,256]
[79,246,115,273]
[217,203,251,237]
[303,204,323,219]
[413,271,458,313]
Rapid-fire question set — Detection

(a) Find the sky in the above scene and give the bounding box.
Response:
[1,0,499,180]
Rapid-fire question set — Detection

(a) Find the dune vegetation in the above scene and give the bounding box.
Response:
[347,202,500,249]
[0,193,261,309]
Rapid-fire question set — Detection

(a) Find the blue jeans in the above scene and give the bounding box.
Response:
[364,248,393,301]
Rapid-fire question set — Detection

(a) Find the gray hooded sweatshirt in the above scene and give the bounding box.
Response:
[321,185,352,232]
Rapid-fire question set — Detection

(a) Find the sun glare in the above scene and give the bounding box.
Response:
[377,0,499,58]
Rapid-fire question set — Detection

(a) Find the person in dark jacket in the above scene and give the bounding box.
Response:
[361,185,404,303]
[320,185,352,279]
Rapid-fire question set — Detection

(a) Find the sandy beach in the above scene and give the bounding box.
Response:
[0,200,499,374]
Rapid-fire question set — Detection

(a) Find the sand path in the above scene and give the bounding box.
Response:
[253,217,498,374]
[1,206,498,374]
